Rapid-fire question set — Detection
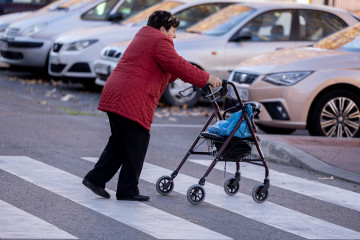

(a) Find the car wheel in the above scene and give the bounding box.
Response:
[308,89,360,138]
[161,79,202,107]
[256,123,296,135]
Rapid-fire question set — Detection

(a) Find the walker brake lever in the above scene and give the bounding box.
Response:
[179,85,197,97]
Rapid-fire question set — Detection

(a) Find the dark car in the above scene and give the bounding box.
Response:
[0,0,56,15]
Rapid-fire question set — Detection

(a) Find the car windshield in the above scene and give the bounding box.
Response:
[314,24,360,52]
[51,0,99,11]
[186,5,255,36]
[121,1,183,26]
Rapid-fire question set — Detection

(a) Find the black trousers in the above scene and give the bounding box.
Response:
[85,112,150,197]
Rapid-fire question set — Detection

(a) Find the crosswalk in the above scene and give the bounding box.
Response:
[1,155,360,240]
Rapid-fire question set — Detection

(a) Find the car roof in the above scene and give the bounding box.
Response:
[176,0,243,3]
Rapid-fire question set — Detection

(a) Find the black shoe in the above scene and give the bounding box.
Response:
[82,178,110,199]
[116,195,150,201]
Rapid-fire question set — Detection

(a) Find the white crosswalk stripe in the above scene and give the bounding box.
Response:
[0,156,231,240]
[0,199,77,239]
[83,157,360,240]
[1,155,360,240]
[190,159,360,212]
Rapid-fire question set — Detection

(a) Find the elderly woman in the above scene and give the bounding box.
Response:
[82,10,222,202]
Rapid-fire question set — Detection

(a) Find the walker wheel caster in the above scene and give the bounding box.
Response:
[252,184,268,203]
[224,177,239,196]
[187,184,206,205]
[156,176,174,195]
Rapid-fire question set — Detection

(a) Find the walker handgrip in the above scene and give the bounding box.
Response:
[205,80,228,99]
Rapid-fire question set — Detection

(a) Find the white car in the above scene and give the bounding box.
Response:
[93,1,360,106]
[228,23,360,138]
[48,0,239,88]
[0,0,161,69]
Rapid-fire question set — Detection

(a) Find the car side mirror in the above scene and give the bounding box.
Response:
[229,30,252,42]
[107,12,125,22]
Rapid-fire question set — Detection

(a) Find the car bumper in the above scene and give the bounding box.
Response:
[93,58,117,86]
[231,80,309,129]
[0,37,51,68]
[48,43,106,80]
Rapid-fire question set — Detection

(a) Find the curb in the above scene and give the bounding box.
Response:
[252,139,360,185]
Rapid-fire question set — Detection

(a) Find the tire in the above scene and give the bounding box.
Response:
[161,79,202,107]
[156,176,174,195]
[256,123,296,135]
[187,184,206,205]
[252,184,268,203]
[224,177,239,196]
[308,89,360,138]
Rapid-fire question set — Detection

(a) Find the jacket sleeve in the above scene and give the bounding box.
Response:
[154,36,209,88]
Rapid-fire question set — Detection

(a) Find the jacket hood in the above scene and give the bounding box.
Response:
[235,47,359,74]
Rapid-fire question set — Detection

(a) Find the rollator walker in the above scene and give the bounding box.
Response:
[156,80,270,205]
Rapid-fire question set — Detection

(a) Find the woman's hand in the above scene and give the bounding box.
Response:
[208,75,222,88]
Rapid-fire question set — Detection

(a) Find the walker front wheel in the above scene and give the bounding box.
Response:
[187,184,206,205]
[224,177,239,196]
[156,176,174,195]
[252,184,268,203]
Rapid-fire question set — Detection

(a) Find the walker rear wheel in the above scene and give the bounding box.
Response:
[156,176,174,195]
[252,184,268,203]
[224,177,239,196]
[187,184,206,205]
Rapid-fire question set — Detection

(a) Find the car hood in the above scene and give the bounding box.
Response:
[55,24,140,44]
[234,47,359,74]
[7,9,75,31]
[174,32,220,49]
[0,11,33,23]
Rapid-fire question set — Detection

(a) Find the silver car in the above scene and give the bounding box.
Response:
[48,0,238,88]
[93,1,360,106]
[228,23,360,138]
[0,0,161,69]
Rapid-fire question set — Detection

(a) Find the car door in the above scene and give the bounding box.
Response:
[224,9,297,78]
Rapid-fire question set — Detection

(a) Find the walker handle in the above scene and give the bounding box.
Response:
[204,80,228,102]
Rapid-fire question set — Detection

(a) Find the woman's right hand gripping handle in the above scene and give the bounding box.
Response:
[208,75,222,88]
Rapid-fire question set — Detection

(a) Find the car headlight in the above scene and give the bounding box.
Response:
[22,23,48,36]
[263,71,313,86]
[64,39,98,51]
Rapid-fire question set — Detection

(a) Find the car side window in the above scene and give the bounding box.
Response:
[82,0,118,21]
[299,10,348,41]
[114,0,161,19]
[175,3,232,30]
[235,10,293,42]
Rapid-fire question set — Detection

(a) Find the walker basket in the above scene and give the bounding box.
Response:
[214,140,252,160]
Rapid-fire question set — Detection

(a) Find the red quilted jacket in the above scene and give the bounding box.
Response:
[98,26,209,131]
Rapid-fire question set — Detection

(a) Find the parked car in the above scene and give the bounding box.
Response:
[0,0,56,15]
[228,23,360,138]
[0,0,69,35]
[93,1,360,106]
[0,10,31,35]
[48,0,238,88]
[0,0,161,70]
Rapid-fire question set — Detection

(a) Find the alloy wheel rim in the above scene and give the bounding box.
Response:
[320,97,360,138]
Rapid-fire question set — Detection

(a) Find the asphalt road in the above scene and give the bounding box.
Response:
[0,67,359,240]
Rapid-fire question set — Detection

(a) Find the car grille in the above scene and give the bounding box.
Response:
[231,71,259,85]
[53,43,63,52]
[102,48,122,59]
